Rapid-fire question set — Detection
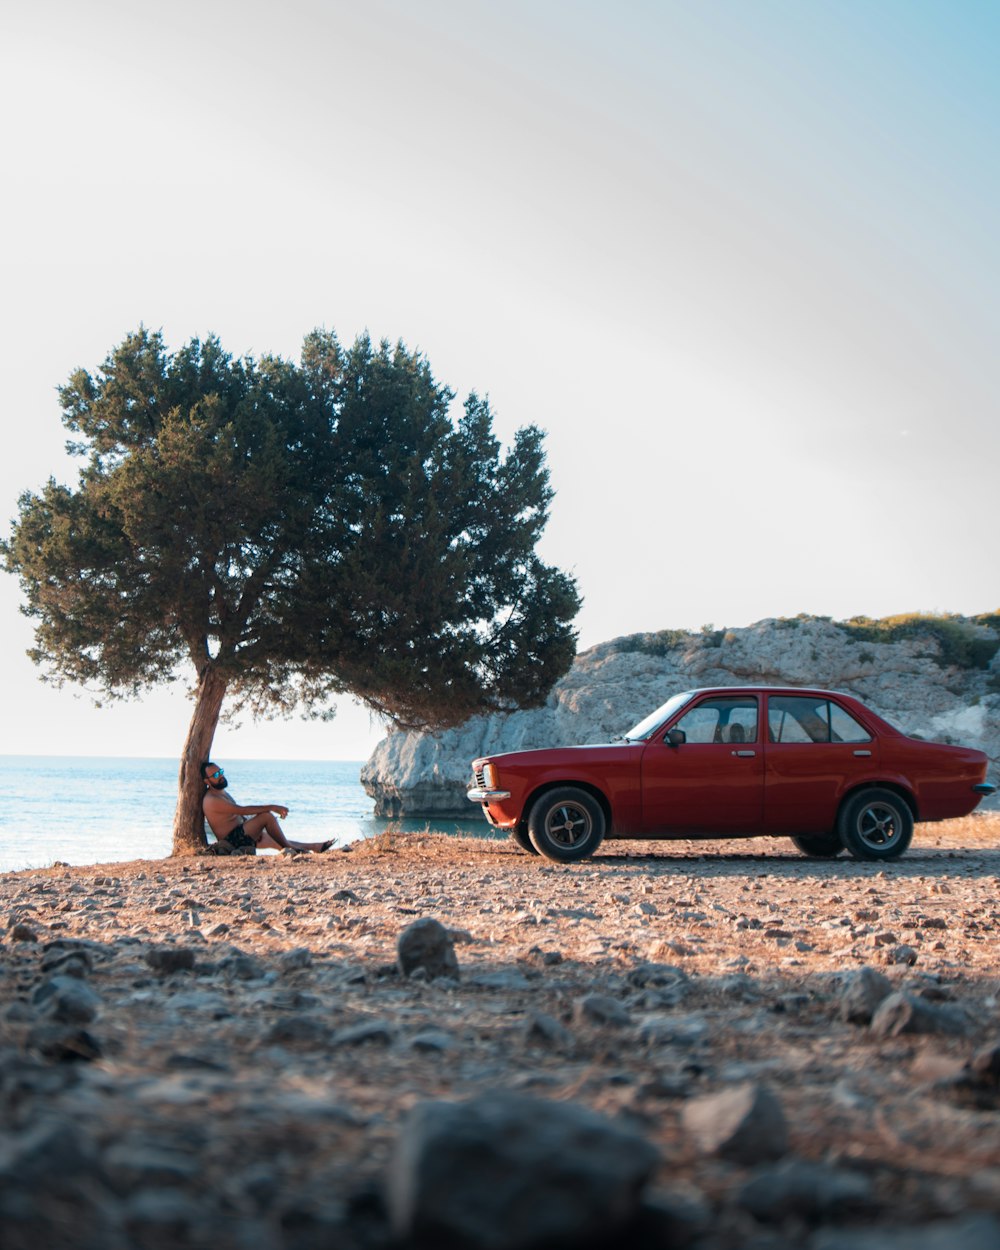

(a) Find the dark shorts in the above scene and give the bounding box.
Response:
[225,825,257,849]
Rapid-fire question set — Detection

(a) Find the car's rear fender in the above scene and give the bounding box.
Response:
[836,779,919,827]
[878,741,988,821]
[521,780,614,833]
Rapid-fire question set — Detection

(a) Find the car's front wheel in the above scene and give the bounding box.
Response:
[510,824,539,854]
[526,787,606,863]
[837,788,914,861]
[790,834,843,858]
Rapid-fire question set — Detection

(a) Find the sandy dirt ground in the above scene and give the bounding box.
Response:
[1,814,998,1248]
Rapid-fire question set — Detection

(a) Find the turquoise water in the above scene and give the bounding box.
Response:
[0,756,486,873]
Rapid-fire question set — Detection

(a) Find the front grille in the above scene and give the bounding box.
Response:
[474,765,486,788]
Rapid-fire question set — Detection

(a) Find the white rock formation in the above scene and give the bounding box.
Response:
[360,615,1000,817]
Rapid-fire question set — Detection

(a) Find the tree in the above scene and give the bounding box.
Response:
[3,327,580,853]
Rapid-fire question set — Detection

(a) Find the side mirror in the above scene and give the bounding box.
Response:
[665,728,686,746]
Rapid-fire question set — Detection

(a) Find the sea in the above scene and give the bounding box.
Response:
[0,756,488,874]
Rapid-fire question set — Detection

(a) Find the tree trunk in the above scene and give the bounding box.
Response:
[171,666,228,856]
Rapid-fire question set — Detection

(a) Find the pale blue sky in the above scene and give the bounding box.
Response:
[1,1,997,759]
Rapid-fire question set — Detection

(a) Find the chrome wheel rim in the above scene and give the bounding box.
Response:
[856,801,901,850]
[544,802,592,847]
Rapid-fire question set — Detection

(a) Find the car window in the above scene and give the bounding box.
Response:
[673,696,758,744]
[768,696,871,744]
[828,702,872,743]
[625,690,695,740]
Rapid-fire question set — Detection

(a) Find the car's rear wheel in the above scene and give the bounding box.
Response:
[790,834,843,858]
[527,787,605,863]
[510,824,538,854]
[837,788,914,861]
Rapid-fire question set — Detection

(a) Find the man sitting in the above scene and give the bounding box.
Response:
[201,762,334,853]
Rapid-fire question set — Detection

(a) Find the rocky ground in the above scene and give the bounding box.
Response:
[2,817,999,1250]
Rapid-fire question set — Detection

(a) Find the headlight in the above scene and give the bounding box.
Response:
[483,762,499,790]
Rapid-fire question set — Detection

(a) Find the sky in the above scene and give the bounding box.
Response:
[1,0,997,761]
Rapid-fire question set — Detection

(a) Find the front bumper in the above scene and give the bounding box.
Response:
[467,788,511,803]
[467,787,519,829]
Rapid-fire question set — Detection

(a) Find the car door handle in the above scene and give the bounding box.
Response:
[732,750,756,757]
[853,750,872,757]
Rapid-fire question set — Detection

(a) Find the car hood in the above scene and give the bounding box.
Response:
[476,742,636,767]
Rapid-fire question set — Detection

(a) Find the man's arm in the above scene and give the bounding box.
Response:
[203,793,289,820]
[231,801,290,819]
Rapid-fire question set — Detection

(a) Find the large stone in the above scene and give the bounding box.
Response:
[40,948,94,978]
[26,1024,102,1063]
[526,1012,574,1050]
[387,1092,659,1248]
[968,1042,1000,1085]
[265,1014,329,1046]
[628,961,689,983]
[361,615,1000,817]
[738,1158,874,1221]
[31,976,101,1024]
[840,966,894,1024]
[0,1119,98,1189]
[573,993,631,1027]
[870,992,972,1039]
[682,1082,788,1163]
[331,1020,394,1046]
[638,1012,709,1046]
[811,1214,1000,1250]
[397,917,459,980]
[145,946,196,975]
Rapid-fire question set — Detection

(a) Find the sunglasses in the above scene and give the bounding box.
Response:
[208,769,224,780]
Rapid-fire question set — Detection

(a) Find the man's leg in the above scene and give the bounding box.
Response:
[241,812,289,849]
[241,813,333,853]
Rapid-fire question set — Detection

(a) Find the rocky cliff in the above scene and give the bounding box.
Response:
[360,614,1000,818]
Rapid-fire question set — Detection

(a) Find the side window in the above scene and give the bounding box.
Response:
[768,697,821,743]
[768,697,872,744]
[828,702,872,743]
[673,696,758,744]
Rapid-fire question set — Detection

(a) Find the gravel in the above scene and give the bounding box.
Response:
[0,815,998,1249]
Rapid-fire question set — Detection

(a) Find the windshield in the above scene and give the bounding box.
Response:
[624,690,696,741]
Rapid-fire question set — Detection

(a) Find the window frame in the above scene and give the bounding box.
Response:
[766,695,872,745]
[670,694,760,745]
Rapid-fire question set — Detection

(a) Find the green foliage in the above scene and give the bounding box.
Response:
[613,622,733,657]
[3,327,580,731]
[611,629,692,657]
[835,612,1000,672]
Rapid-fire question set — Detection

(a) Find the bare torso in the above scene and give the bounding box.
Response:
[202,789,244,838]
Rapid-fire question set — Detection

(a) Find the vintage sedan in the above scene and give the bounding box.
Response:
[468,686,995,863]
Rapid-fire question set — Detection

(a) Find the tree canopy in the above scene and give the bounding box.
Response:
[3,327,580,851]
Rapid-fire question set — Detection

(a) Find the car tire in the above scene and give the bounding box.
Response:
[837,788,914,861]
[510,824,539,854]
[526,787,605,863]
[790,834,844,858]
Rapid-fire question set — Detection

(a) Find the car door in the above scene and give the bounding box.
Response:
[640,694,764,834]
[763,694,880,833]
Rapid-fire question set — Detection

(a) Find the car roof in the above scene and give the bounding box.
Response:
[684,685,861,699]
[681,686,901,734]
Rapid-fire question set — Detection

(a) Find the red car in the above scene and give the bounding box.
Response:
[468,686,995,863]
